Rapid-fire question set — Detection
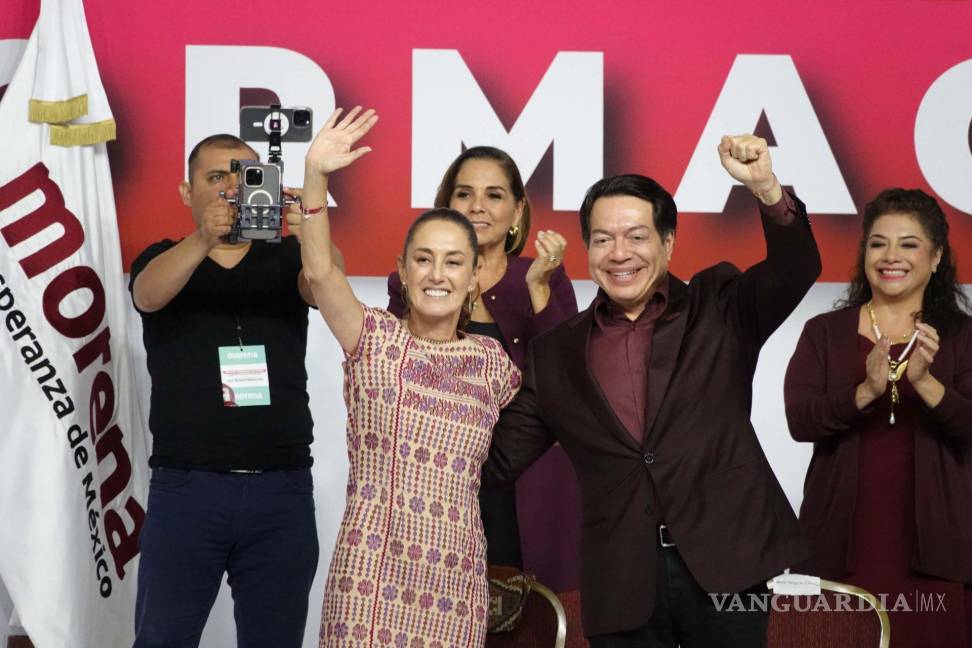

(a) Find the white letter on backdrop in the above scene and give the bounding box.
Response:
[675,54,854,214]
[412,49,602,210]
[915,59,972,215]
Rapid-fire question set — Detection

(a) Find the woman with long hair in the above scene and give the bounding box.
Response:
[298,108,520,646]
[784,188,972,647]
[387,147,580,591]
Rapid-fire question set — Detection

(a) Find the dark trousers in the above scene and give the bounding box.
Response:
[133,468,319,648]
[589,545,769,648]
[480,485,523,568]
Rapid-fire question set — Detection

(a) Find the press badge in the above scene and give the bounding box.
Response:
[218,345,271,407]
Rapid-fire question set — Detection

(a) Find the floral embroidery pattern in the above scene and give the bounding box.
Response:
[321,308,521,647]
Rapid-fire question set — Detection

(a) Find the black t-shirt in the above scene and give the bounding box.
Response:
[129,236,313,470]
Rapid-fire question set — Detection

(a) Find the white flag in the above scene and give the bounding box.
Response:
[0,0,149,646]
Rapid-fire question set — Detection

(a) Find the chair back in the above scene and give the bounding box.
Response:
[557,589,589,648]
[766,576,890,648]
[486,570,567,648]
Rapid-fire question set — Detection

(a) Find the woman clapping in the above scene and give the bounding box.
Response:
[784,189,972,647]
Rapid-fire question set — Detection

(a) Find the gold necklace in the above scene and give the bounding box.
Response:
[865,301,919,424]
[865,301,915,343]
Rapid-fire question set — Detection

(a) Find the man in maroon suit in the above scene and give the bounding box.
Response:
[484,135,821,647]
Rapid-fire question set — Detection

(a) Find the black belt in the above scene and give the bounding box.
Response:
[658,524,676,548]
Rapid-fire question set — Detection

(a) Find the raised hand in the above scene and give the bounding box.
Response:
[525,230,568,287]
[306,106,379,176]
[857,335,891,409]
[298,107,378,355]
[718,134,781,203]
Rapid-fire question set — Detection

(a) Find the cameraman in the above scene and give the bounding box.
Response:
[129,134,340,648]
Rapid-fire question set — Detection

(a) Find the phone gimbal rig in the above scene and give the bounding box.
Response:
[220,104,296,243]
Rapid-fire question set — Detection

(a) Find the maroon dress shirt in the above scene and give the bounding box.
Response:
[589,278,669,443]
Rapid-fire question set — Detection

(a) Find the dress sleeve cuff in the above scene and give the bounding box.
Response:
[758,189,799,226]
[925,384,959,425]
[834,382,868,422]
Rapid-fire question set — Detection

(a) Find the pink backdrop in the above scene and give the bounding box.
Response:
[2,0,970,282]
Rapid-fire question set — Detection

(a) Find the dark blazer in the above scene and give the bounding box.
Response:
[784,306,972,582]
[387,256,577,370]
[483,199,821,636]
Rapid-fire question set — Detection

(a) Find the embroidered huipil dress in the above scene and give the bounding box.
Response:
[320,307,521,648]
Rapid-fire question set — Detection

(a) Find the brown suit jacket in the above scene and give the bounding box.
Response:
[483,198,821,636]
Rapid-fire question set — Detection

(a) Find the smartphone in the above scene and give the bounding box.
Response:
[237,159,283,241]
[239,106,313,143]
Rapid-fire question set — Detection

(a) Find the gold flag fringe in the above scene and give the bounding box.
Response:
[49,119,116,147]
[28,94,88,123]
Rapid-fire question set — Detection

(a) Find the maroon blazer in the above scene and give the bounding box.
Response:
[784,306,972,582]
[483,200,821,636]
[387,256,577,370]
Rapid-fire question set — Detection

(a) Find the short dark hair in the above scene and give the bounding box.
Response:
[837,188,970,332]
[186,134,258,181]
[434,146,531,256]
[578,174,677,246]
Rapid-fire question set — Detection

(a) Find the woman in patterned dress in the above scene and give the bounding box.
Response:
[297,107,521,648]
[385,147,580,590]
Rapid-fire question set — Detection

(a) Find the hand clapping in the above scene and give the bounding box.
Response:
[861,335,892,404]
[907,322,940,385]
[525,230,567,287]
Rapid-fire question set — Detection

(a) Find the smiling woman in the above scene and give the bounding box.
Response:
[297,108,522,647]
[784,188,972,648]
[397,208,479,335]
[387,146,580,592]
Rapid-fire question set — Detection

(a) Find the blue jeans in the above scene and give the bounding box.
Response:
[133,468,319,648]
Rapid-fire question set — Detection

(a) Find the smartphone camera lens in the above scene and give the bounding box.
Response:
[244,167,264,187]
[294,110,311,127]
